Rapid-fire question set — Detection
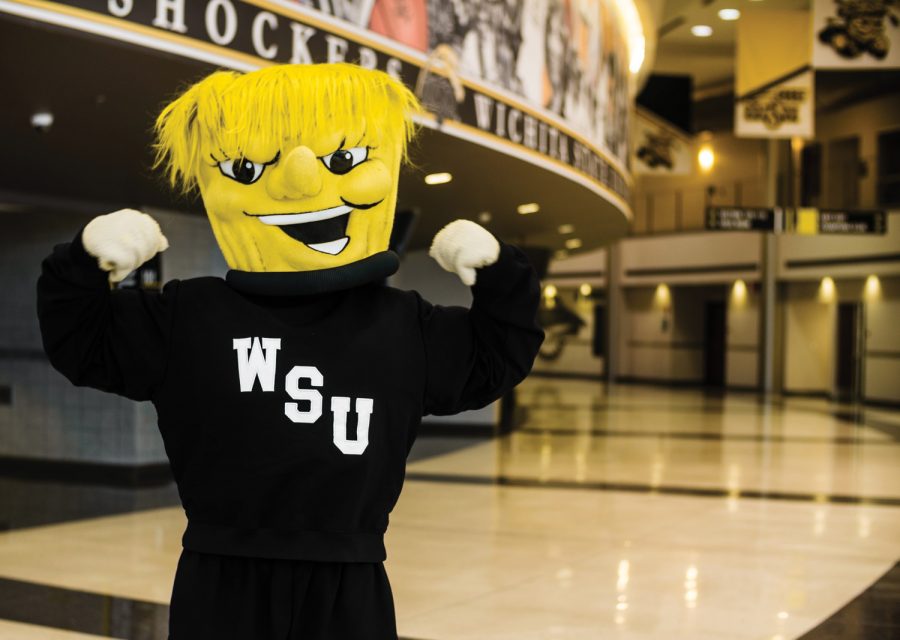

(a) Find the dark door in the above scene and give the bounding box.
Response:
[704,301,727,387]
[835,302,863,401]
[827,136,860,208]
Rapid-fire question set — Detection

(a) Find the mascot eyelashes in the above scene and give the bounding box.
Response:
[37,63,542,640]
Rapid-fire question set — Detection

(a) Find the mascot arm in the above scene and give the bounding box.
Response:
[421,221,544,415]
[37,211,176,402]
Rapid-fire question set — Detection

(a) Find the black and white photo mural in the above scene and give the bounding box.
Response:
[298,0,635,172]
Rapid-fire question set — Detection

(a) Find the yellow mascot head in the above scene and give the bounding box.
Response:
[154,64,419,273]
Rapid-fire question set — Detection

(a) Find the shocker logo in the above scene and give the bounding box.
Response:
[742,88,806,130]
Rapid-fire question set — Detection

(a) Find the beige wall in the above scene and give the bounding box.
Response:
[621,286,694,382]
[632,134,768,234]
[783,281,835,394]
[816,92,900,209]
[618,230,762,286]
[863,276,900,404]
[782,276,900,403]
[726,282,760,388]
[618,283,757,387]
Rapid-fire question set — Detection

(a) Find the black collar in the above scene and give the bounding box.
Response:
[225,251,400,296]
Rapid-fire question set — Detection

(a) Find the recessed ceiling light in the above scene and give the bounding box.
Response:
[554,250,568,260]
[478,211,492,223]
[31,111,54,131]
[517,202,540,215]
[565,238,582,250]
[718,8,740,20]
[558,224,574,234]
[424,172,452,185]
[691,25,713,37]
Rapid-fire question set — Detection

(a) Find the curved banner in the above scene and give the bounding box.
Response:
[0,0,633,210]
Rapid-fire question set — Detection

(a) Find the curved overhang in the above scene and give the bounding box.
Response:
[0,0,650,252]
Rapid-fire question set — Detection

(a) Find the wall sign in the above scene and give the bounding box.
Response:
[708,206,888,235]
[790,207,888,235]
[706,207,781,232]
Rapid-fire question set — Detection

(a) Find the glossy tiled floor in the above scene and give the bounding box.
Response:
[0,380,898,639]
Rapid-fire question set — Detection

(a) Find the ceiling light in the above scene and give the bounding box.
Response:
[718,9,740,21]
[558,224,574,234]
[424,172,452,185]
[579,283,592,297]
[31,111,54,131]
[691,25,713,37]
[478,211,492,223]
[517,202,540,215]
[554,250,568,260]
[565,238,582,250]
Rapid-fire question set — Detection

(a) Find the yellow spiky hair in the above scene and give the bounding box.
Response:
[154,63,420,193]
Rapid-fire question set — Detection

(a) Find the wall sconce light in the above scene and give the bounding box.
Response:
[818,277,836,303]
[864,275,881,301]
[698,144,715,173]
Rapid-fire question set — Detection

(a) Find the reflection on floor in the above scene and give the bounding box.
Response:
[0,379,898,639]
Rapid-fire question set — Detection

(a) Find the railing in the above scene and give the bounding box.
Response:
[630,151,885,236]
[630,179,768,235]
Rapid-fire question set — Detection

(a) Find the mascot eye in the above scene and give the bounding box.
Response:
[218,158,266,184]
[320,147,368,175]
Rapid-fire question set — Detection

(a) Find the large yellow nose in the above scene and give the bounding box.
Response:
[266,145,323,200]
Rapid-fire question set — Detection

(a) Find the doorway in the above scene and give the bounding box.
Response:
[835,302,864,402]
[704,301,727,388]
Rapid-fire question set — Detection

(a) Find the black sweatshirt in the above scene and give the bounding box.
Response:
[37,234,543,562]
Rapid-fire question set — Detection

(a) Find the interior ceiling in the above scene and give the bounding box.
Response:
[0,15,628,256]
[650,0,899,131]
[653,0,811,95]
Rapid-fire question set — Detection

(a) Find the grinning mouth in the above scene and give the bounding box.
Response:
[244,204,351,255]
[277,213,350,255]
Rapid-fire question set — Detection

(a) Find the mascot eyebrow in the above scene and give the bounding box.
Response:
[154,64,418,194]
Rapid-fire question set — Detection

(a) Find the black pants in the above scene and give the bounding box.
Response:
[169,550,398,639]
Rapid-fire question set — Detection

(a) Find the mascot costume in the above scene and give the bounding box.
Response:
[37,63,542,639]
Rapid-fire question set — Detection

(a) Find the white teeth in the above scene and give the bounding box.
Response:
[307,237,349,255]
[258,205,352,226]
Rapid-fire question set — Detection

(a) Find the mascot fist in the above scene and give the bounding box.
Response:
[429,219,500,286]
[82,209,169,283]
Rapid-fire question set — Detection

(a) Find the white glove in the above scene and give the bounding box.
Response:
[429,219,500,286]
[82,209,169,283]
